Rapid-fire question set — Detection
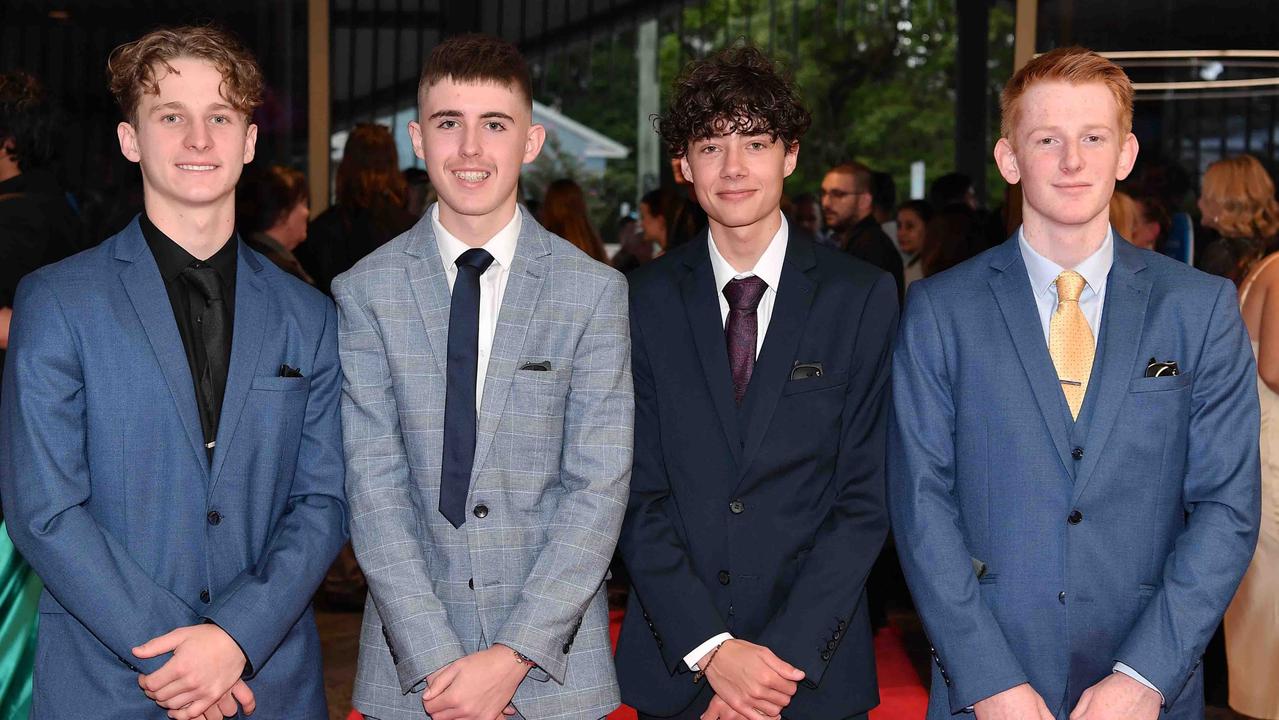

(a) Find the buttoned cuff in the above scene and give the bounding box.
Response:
[684,633,734,671]
[1114,662,1165,705]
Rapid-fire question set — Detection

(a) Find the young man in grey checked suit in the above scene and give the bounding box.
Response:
[333,34,633,720]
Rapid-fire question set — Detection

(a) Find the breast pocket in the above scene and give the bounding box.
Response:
[1127,373,1193,393]
[508,367,571,419]
[781,370,848,396]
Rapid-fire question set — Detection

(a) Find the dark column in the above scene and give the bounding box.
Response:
[442,0,482,37]
[956,0,991,206]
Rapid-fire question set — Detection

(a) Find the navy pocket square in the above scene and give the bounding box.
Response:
[278,364,304,378]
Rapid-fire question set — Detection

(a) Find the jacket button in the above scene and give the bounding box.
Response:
[826,640,836,650]
[473,504,489,519]
[718,570,730,585]
[820,650,831,661]
[1068,509,1083,525]
[468,577,474,589]
[200,588,211,604]
[838,620,847,630]
[1058,591,1066,604]
[562,643,571,654]
[729,500,744,514]
[1071,447,1084,460]
[207,510,222,526]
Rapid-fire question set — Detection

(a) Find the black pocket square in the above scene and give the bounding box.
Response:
[279,364,304,378]
[790,362,824,381]
[1144,358,1179,378]
[520,361,552,372]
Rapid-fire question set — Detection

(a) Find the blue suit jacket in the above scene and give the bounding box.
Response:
[0,219,348,719]
[887,234,1260,719]
[616,230,895,718]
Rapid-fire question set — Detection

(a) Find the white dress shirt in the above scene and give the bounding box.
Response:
[683,213,789,671]
[433,204,522,409]
[1017,224,1164,704]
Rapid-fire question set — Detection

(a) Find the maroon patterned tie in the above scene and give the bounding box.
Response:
[723,276,768,404]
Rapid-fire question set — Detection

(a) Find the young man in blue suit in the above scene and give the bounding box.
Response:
[617,46,897,720]
[889,47,1260,720]
[0,26,347,719]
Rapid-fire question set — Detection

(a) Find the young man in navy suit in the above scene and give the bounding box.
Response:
[616,46,897,720]
[889,47,1260,720]
[1,26,346,719]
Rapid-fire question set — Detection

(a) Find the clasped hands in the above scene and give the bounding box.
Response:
[698,639,806,720]
[974,673,1160,720]
[133,623,254,720]
[422,643,532,720]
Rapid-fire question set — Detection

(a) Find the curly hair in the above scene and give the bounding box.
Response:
[107,25,263,123]
[1202,155,1279,241]
[657,45,811,159]
[0,70,57,171]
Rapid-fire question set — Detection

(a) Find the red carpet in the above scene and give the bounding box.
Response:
[349,610,928,720]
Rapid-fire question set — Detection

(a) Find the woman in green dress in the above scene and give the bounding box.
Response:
[0,519,40,720]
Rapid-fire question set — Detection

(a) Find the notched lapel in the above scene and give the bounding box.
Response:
[680,240,744,467]
[405,221,453,379]
[117,223,209,477]
[1072,246,1152,504]
[470,214,549,482]
[209,243,270,491]
[987,246,1075,479]
[736,242,816,482]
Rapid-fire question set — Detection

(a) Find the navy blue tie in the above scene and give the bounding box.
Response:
[440,248,495,528]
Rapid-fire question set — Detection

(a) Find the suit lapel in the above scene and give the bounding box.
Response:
[116,221,209,477]
[470,209,548,483]
[736,235,816,481]
[209,241,269,492]
[680,235,744,467]
[405,214,453,379]
[1071,239,1151,504]
[987,238,1075,478]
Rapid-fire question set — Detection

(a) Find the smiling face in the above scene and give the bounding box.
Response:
[994,80,1137,236]
[680,132,797,238]
[409,77,544,243]
[117,57,257,217]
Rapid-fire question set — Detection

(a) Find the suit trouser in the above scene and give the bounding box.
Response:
[639,710,868,720]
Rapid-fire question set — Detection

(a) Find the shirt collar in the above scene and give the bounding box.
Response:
[432,203,521,272]
[140,212,238,286]
[1017,224,1113,297]
[708,213,789,294]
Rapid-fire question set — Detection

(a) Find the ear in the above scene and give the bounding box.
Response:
[782,141,799,178]
[679,155,694,184]
[408,120,425,161]
[994,137,1020,185]
[523,123,546,164]
[117,122,141,163]
[1115,132,1139,182]
[242,122,258,165]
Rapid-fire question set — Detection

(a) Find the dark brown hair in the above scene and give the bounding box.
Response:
[542,178,608,263]
[419,33,532,107]
[237,164,307,235]
[0,71,57,170]
[657,44,811,158]
[336,123,407,210]
[107,25,263,123]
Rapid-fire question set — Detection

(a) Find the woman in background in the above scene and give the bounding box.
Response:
[237,164,313,283]
[896,199,932,290]
[540,178,608,263]
[1224,154,1279,720]
[1196,155,1279,286]
[299,123,416,295]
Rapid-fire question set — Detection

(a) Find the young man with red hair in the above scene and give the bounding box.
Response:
[889,47,1260,720]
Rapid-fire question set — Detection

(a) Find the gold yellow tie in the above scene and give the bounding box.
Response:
[1049,270,1094,420]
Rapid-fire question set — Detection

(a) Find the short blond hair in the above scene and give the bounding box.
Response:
[1000,46,1133,140]
[108,25,263,124]
[1202,155,1279,241]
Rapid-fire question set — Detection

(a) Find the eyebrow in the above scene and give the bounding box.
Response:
[427,109,516,121]
[1026,124,1113,135]
[150,101,235,114]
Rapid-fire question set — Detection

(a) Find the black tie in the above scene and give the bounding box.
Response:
[440,248,495,528]
[180,264,231,459]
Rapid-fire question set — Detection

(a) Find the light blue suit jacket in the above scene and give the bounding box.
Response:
[888,234,1260,719]
[0,218,348,718]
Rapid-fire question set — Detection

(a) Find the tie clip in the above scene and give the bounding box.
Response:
[1059,379,1082,387]
[205,441,216,449]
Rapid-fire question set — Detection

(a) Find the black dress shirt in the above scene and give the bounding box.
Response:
[140,214,237,455]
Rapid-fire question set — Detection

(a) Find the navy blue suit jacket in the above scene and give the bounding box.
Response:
[0,218,348,718]
[616,230,896,718]
[888,235,1260,719]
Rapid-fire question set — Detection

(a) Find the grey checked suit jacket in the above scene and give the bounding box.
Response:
[333,206,632,720]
